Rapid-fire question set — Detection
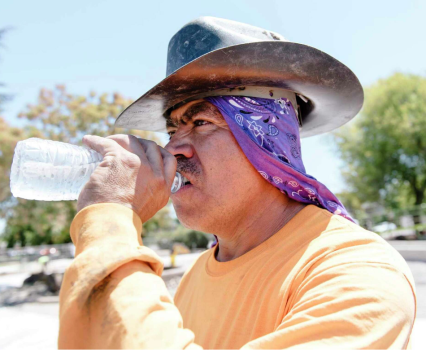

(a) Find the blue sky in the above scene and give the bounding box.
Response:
[1,0,425,194]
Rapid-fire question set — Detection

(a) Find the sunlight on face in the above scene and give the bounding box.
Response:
[165,100,270,233]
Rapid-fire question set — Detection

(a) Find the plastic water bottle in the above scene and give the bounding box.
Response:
[10,138,184,201]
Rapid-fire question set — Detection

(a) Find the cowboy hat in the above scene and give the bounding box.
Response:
[114,16,363,138]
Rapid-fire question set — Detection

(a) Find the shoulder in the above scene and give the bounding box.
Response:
[304,206,404,261]
[294,206,416,300]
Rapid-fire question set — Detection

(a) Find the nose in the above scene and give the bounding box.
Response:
[165,136,195,160]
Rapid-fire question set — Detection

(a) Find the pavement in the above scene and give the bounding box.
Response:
[387,240,426,262]
[0,246,425,349]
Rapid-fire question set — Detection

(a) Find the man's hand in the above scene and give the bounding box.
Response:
[77,134,177,223]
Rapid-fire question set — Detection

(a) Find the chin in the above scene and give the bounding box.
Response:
[173,203,209,232]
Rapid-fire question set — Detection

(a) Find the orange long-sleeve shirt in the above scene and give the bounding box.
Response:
[58,203,416,349]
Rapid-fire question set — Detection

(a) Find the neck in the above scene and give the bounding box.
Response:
[215,191,306,262]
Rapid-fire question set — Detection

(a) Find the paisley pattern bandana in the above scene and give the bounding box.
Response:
[204,95,354,222]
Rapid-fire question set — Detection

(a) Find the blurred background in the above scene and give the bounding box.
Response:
[0,0,425,349]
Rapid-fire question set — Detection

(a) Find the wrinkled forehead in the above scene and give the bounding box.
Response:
[166,99,224,128]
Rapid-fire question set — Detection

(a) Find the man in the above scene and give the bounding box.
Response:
[58,17,416,349]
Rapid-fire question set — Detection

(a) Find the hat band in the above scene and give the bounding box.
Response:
[165,86,303,126]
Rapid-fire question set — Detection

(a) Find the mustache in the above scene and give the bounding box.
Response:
[176,158,201,177]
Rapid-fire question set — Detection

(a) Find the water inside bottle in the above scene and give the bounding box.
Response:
[10,139,101,201]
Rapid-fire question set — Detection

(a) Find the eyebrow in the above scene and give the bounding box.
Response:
[166,101,222,129]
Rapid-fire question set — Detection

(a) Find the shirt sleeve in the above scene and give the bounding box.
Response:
[241,242,416,350]
[58,203,202,349]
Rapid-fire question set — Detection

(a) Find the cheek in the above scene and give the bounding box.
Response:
[197,132,256,190]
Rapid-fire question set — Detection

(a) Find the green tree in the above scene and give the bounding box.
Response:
[153,223,212,250]
[0,117,31,203]
[175,230,211,249]
[334,191,365,218]
[0,85,174,247]
[333,73,426,211]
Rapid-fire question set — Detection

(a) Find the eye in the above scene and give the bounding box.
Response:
[194,120,212,127]
[167,120,211,140]
[167,131,176,140]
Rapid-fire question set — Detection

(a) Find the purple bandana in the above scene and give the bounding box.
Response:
[204,95,354,222]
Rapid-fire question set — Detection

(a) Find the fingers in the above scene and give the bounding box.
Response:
[158,146,177,187]
[135,137,165,177]
[106,134,149,165]
[106,135,172,181]
[78,134,174,222]
[83,135,120,157]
